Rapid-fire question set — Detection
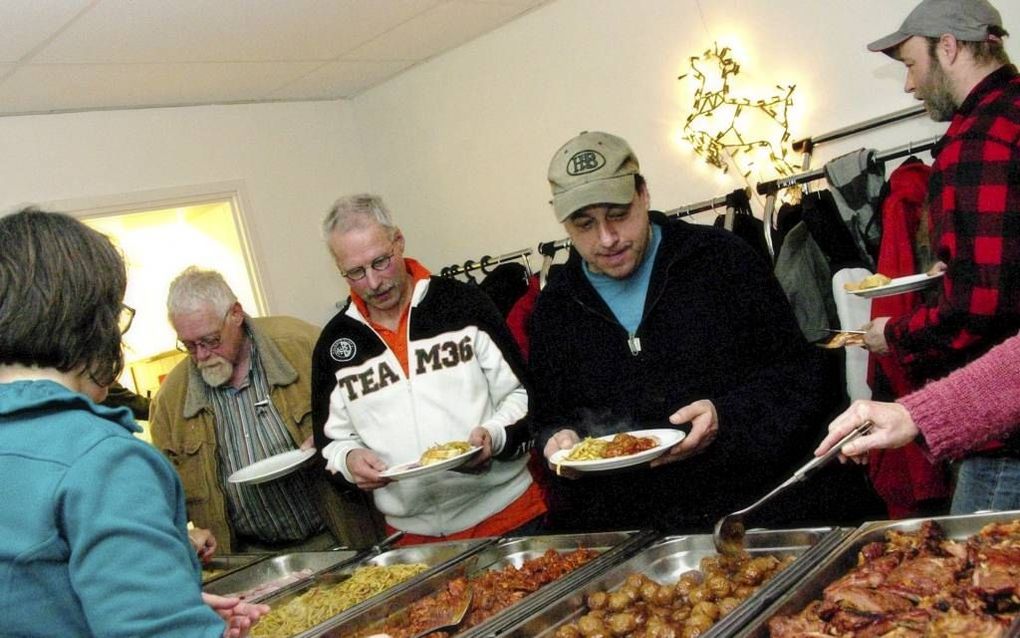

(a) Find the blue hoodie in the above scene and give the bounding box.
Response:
[0,380,223,637]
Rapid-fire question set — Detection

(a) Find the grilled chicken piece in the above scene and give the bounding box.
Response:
[825,552,903,594]
[927,610,1007,637]
[884,556,966,599]
[822,586,915,616]
[767,612,830,637]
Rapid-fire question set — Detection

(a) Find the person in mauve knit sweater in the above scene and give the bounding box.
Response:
[816,332,1020,464]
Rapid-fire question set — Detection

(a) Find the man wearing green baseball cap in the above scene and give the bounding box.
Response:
[860,0,1020,515]
[527,131,881,534]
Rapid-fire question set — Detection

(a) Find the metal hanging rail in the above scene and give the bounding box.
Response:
[439,248,533,279]
[756,135,940,196]
[444,187,751,287]
[665,187,750,218]
[756,135,940,261]
[791,105,927,154]
[535,188,750,259]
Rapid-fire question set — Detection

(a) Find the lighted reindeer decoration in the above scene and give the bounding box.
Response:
[679,43,799,179]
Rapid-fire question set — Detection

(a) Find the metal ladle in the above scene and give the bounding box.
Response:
[713,420,874,555]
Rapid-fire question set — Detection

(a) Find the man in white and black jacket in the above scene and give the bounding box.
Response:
[533,132,881,533]
[312,194,546,544]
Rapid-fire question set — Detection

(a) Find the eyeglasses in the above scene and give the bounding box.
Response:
[340,252,394,281]
[119,304,136,335]
[176,308,232,355]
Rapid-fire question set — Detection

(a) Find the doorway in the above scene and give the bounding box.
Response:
[83,197,264,397]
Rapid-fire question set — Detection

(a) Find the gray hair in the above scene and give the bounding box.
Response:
[167,266,237,319]
[322,194,397,239]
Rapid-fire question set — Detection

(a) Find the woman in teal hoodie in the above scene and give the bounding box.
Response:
[0,208,266,637]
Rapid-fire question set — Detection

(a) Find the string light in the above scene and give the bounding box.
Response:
[678,42,800,178]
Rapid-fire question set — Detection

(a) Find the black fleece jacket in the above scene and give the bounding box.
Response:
[528,212,833,533]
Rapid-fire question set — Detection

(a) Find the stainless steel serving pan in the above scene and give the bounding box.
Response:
[253,537,497,638]
[203,550,360,600]
[201,553,270,584]
[733,510,1020,638]
[315,530,659,638]
[487,527,844,638]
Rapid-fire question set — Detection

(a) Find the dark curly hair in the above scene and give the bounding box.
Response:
[0,208,126,386]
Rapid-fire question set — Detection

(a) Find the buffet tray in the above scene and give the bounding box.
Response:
[203,550,360,600]
[316,529,659,638]
[201,553,270,584]
[732,510,1020,638]
[253,537,497,638]
[488,527,845,638]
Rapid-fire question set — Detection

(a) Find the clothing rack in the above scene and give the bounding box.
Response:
[756,134,940,260]
[756,135,940,196]
[534,187,751,259]
[791,105,927,156]
[439,248,533,279]
[441,187,752,289]
[527,188,747,289]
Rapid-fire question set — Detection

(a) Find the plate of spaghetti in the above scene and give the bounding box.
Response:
[549,428,687,473]
[379,441,482,480]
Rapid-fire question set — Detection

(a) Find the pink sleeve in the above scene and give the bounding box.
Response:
[898,333,1020,460]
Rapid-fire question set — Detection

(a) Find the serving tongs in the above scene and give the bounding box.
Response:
[713,420,873,555]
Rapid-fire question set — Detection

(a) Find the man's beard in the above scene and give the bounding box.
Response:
[199,355,234,387]
[919,58,957,122]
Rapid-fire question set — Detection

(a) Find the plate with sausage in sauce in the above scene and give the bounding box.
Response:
[549,428,687,473]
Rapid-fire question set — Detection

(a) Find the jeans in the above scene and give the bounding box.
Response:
[951,456,1020,515]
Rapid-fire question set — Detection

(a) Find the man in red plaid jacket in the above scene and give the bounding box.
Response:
[863,0,1020,514]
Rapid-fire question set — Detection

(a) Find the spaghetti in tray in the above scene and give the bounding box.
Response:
[250,563,427,638]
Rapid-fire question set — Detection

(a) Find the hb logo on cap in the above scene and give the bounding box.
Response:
[568,150,606,176]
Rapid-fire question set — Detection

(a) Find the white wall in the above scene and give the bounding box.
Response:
[351,0,1020,271]
[0,100,368,324]
[1,0,1017,323]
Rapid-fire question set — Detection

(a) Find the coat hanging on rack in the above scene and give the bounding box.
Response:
[823,149,886,269]
[478,261,531,318]
[711,188,774,264]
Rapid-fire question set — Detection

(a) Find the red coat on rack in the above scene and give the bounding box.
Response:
[867,159,951,518]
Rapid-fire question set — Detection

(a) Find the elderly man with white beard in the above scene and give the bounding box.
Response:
[150,267,381,554]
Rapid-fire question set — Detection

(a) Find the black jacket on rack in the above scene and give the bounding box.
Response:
[478,262,530,318]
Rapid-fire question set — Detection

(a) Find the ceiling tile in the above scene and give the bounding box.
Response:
[0,0,93,63]
[271,59,416,99]
[32,0,444,64]
[343,0,524,61]
[0,62,323,115]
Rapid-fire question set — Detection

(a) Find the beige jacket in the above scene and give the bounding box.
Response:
[150,315,382,552]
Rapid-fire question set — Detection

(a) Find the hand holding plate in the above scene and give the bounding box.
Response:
[653,399,718,466]
[861,317,891,354]
[347,448,392,491]
[456,427,493,474]
[545,429,582,479]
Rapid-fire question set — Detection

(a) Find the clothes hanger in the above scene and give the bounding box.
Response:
[462,260,478,284]
[518,253,533,280]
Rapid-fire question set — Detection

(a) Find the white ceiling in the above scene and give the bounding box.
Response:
[0,0,551,117]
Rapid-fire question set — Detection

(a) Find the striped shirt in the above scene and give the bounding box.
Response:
[210,339,323,543]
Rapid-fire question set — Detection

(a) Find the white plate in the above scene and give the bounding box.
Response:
[227,449,317,485]
[549,428,687,473]
[848,272,943,299]
[379,446,483,481]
